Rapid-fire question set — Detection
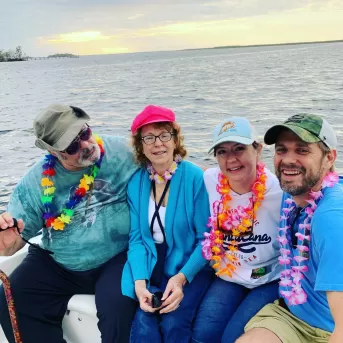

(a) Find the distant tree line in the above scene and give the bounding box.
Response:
[47,53,78,58]
[0,46,26,62]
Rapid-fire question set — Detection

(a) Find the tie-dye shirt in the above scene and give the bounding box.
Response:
[7,135,138,271]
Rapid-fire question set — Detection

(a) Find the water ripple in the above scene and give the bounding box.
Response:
[1,42,343,211]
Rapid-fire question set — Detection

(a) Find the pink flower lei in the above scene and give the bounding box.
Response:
[278,171,339,306]
[201,162,267,277]
[147,154,182,184]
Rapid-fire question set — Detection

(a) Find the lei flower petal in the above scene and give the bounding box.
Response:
[41,196,53,204]
[51,218,65,230]
[63,209,74,217]
[44,187,56,195]
[59,214,72,224]
[41,178,54,187]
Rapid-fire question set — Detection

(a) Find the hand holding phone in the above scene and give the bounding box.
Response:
[152,291,163,308]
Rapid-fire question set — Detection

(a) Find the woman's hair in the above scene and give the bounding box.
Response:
[131,121,187,166]
[214,141,261,156]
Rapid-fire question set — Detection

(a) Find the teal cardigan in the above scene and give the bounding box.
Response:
[121,160,210,299]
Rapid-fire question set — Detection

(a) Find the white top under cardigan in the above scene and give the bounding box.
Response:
[204,167,283,288]
[149,197,166,244]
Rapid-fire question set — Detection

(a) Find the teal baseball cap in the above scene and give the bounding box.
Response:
[264,113,337,149]
[208,117,257,153]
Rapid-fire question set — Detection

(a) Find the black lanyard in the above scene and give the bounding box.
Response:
[150,180,170,239]
[0,218,53,255]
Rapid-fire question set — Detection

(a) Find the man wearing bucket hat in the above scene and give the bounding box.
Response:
[0,104,138,343]
[192,116,283,343]
[237,114,343,343]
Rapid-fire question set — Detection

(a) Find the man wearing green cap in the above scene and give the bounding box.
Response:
[0,104,138,343]
[236,113,343,343]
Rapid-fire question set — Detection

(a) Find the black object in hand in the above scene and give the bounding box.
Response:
[152,292,163,308]
[0,218,18,232]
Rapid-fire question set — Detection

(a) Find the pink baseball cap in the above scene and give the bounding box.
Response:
[131,105,176,134]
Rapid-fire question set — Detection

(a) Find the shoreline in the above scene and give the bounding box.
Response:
[2,39,342,61]
[82,39,343,57]
[181,39,343,52]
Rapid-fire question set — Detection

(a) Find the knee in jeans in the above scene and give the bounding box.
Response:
[130,328,152,342]
[192,324,219,343]
[192,329,211,342]
[160,313,189,334]
[130,317,159,343]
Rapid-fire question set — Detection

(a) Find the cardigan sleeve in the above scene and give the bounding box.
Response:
[179,167,210,282]
[127,174,150,281]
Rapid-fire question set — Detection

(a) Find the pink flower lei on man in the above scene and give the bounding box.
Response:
[278,172,339,306]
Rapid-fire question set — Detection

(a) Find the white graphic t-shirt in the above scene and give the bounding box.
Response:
[204,167,283,288]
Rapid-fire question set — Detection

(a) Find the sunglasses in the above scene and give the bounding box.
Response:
[62,125,92,155]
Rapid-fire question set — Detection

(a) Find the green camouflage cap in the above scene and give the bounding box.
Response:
[34,104,90,151]
[264,113,337,149]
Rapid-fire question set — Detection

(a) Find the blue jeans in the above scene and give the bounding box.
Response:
[130,269,214,343]
[192,278,279,343]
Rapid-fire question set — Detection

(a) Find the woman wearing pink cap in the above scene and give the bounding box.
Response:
[121,105,213,343]
[192,117,282,343]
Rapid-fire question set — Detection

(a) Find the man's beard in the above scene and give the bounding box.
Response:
[77,143,101,167]
[275,163,325,196]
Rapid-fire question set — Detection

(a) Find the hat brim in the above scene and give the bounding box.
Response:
[35,117,89,151]
[133,119,174,134]
[208,136,254,153]
[264,124,321,145]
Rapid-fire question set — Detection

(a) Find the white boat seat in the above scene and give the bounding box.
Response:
[67,295,97,319]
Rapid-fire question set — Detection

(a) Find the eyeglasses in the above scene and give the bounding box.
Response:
[141,132,174,145]
[62,125,92,155]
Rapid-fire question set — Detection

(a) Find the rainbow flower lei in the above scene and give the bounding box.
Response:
[278,171,339,306]
[202,162,267,276]
[147,154,182,184]
[41,135,105,231]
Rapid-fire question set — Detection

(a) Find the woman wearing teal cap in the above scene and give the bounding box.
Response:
[192,117,282,343]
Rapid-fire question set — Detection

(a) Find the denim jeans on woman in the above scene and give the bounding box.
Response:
[130,268,213,343]
[192,277,279,343]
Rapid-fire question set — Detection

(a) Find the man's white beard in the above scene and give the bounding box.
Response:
[77,143,101,168]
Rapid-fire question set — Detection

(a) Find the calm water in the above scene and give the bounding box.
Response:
[1,42,343,211]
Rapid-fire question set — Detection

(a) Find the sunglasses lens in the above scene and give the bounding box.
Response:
[80,127,92,141]
[63,126,92,155]
[65,140,80,155]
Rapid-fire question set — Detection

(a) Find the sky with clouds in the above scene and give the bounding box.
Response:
[1,0,342,56]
